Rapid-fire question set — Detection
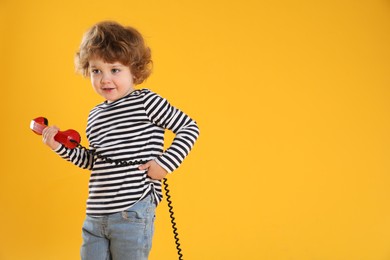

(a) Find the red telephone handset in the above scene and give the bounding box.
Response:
[30,117,81,149]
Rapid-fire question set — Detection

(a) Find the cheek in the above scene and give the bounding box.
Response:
[90,77,99,88]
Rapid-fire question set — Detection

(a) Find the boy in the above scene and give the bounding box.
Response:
[42,21,199,260]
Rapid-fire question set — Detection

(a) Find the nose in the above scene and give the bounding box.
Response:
[101,72,111,83]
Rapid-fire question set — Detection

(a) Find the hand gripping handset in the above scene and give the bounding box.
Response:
[30,117,81,149]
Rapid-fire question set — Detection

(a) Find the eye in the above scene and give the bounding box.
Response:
[111,68,120,74]
[90,69,100,74]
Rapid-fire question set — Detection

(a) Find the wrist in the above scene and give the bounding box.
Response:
[49,142,61,151]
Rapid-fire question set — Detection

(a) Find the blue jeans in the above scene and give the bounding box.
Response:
[80,194,156,260]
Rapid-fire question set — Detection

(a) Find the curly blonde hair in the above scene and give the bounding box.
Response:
[75,21,152,85]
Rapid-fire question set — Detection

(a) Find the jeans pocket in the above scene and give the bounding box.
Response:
[121,209,147,224]
[121,195,155,224]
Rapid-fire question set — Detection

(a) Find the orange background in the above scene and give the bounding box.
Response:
[1,0,390,259]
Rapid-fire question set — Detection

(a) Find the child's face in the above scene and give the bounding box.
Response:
[89,58,135,103]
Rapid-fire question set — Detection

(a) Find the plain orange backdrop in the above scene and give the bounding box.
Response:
[1,0,390,259]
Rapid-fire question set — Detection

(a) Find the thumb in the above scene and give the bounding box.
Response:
[138,161,152,170]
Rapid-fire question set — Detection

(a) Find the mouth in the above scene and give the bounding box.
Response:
[102,87,115,92]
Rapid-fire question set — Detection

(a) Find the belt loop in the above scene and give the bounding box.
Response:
[149,186,157,206]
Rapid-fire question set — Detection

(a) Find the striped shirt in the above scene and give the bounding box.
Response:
[55,88,199,216]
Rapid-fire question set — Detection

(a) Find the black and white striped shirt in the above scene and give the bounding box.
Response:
[55,89,199,216]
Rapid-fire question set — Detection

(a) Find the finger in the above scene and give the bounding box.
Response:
[42,126,59,136]
[43,129,56,140]
[138,161,152,170]
[42,126,49,136]
[42,127,59,143]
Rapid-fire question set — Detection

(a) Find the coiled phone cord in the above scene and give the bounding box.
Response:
[163,178,184,260]
[77,143,184,259]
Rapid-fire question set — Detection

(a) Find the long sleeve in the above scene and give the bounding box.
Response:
[143,91,200,173]
[54,144,95,170]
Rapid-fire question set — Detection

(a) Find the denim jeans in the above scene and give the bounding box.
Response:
[80,194,156,260]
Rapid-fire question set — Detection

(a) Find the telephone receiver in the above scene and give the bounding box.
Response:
[30,117,81,149]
